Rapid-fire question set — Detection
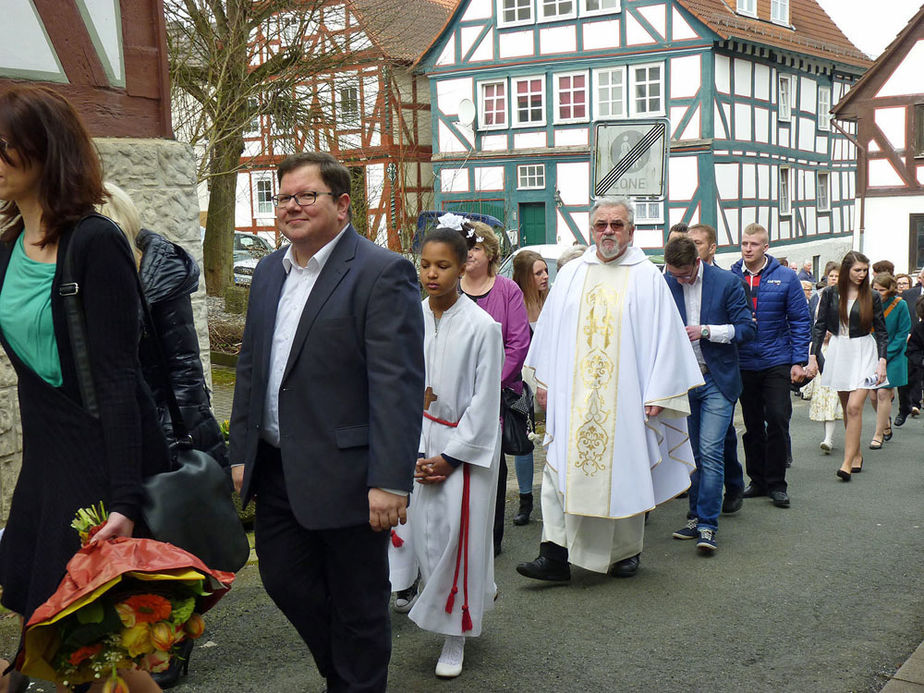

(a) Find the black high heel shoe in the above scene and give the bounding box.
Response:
[851,456,864,473]
[151,638,194,689]
[883,417,893,441]
[836,468,851,482]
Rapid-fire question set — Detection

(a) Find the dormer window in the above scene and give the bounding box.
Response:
[771,0,789,25]
[736,0,756,17]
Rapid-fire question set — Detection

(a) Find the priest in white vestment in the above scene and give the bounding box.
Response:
[517,197,704,581]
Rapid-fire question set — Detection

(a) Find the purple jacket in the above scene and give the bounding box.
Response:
[471,275,530,392]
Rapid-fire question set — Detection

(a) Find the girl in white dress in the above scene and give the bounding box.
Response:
[806,252,888,481]
[409,223,503,678]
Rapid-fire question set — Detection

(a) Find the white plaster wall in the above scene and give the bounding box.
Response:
[671,8,698,40]
[869,159,905,187]
[482,134,508,151]
[513,131,547,149]
[540,25,576,54]
[754,63,770,101]
[474,166,504,190]
[714,55,730,94]
[734,103,751,140]
[860,196,924,272]
[463,0,493,21]
[669,156,698,201]
[471,29,494,62]
[637,3,666,38]
[734,59,752,97]
[499,30,534,58]
[582,20,620,50]
[625,11,656,45]
[436,77,474,114]
[554,128,588,146]
[877,40,924,98]
[557,161,589,204]
[235,172,252,227]
[441,168,470,192]
[874,107,906,151]
[437,35,456,66]
[716,162,739,200]
[439,121,469,153]
[670,55,701,99]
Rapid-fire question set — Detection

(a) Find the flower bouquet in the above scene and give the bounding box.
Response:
[18,503,235,689]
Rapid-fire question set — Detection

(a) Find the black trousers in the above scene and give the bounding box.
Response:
[493,449,506,552]
[898,357,922,415]
[253,443,392,693]
[739,365,792,493]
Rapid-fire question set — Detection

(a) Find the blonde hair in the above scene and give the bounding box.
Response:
[742,222,768,243]
[98,182,142,267]
[469,221,501,273]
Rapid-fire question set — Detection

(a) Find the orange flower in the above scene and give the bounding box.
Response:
[142,650,171,673]
[150,621,177,652]
[102,675,130,693]
[183,613,205,640]
[121,624,155,657]
[68,643,102,666]
[119,594,172,623]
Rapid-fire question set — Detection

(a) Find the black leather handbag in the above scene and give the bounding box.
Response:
[501,382,534,455]
[60,217,250,573]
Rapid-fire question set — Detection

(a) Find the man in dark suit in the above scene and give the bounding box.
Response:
[897,267,924,425]
[664,237,755,552]
[229,152,424,692]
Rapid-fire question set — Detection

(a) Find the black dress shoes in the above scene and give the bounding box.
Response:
[722,489,743,514]
[769,490,790,508]
[607,553,640,578]
[742,483,766,498]
[894,412,907,426]
[516,556,571,582]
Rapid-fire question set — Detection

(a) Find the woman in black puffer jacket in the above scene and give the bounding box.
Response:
[101,183,229,468]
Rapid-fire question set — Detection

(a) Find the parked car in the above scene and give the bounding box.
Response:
[232,257,259,286]
[233,231,273,262]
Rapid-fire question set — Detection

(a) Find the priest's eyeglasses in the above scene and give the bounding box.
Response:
[271,190,340,207]
[593,220,627,232]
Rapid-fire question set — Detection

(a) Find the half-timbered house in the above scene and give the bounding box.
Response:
[415,0,871,266]
[234,0,452,251]
[832,4,924,273]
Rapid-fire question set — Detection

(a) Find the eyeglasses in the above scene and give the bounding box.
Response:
[271,190,340,207]
[666,264,698,282]
[593,220,627,232]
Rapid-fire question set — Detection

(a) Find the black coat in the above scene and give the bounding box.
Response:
[907,321,924,368]
[901,285,923,324]
[811,285,888,362]
[0,216,169,619]
[136,229,229,467]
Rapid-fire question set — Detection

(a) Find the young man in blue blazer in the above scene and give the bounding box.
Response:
[664,236,755,552]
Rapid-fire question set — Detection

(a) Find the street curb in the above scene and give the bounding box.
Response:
[882,641,924,691]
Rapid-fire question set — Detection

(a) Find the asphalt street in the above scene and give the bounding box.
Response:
[4,392,922,692]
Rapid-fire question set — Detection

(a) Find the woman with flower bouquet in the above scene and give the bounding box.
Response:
[0,87,172,691]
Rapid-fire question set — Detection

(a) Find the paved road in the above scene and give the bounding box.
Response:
[5,386,921,691]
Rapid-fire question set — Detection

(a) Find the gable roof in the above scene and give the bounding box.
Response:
[675,0,870,69]
[351,0,454,63]
[832,3,924,117]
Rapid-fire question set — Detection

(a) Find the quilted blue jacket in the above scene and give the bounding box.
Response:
[730,254,811,370]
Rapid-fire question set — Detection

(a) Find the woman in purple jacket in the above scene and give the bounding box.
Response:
[460,221,530,555]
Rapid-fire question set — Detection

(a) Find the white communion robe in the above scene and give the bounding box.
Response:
[391,295,503,637]
[525,246,704,573]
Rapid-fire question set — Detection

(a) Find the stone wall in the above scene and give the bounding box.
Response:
[0,138,208,523]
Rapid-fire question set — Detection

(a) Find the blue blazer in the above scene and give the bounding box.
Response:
[665,261,756,402]
[229,226,425,530]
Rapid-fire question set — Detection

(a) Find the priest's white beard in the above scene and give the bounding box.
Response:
[597,237,629,261]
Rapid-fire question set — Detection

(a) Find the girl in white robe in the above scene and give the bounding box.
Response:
[406,223,503,678]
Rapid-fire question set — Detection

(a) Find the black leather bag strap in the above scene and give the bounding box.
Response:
[58,215,192,444]
[59,218,100,419]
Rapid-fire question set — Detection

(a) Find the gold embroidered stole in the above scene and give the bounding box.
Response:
[566,263,630,517]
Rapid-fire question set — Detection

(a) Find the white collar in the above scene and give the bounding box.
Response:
[282,224,350,273]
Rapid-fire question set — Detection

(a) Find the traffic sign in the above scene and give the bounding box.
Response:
[592,120,668,199]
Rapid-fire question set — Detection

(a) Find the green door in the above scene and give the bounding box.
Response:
[519,203,546,246]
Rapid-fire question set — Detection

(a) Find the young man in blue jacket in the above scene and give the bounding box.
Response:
[730,223,811,508]
[664,236,756,551]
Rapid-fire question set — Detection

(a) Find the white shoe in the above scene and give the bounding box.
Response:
[819,440,832,453]
[435,636,465,678]
[912,407,920,417]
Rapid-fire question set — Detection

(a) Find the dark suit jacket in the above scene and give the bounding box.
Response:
[229,226,425,530]
[901,285,923,324]
[665,261,756,402]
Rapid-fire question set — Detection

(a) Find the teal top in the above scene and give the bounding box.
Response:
[0,234,62,386]
[881,295,912,389]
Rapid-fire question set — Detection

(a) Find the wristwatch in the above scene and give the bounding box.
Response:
[701,326,710,340]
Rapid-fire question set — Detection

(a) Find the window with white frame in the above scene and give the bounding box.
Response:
[517,164,546,189]
[633,199,663,223]
[479,81,507,129]
[339,86,359,126]
[630,63,664,116]
[498,0,532,26]
[513,76,545,126]
[816,172,830,212]
[593,67,626,119]
[255,177,274,216]
[539,0,574,21]
[779,167,791,216]
[554,72,588,123]
[778,75,793,122]
[245,98,260,136]
[736,0,756,16]
[582,0,619,15]
[817,86,831,131]
[771,0,789,24]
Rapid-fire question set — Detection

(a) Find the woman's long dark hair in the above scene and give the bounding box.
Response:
[837,250,872,331]
[0,85,105,245]
[513,250,548,315]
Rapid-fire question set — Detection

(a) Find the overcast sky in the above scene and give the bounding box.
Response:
[816,0,922,58]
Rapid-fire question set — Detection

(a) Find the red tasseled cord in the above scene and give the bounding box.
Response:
[390,530,404,548]
[444,465,473,632]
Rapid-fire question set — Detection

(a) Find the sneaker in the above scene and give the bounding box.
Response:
[819,440,832,454]
[435,636,465,678]
[393,576,420,614]
[672,517,698,540]
[894,413,907,427]
[696,528,717,552]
